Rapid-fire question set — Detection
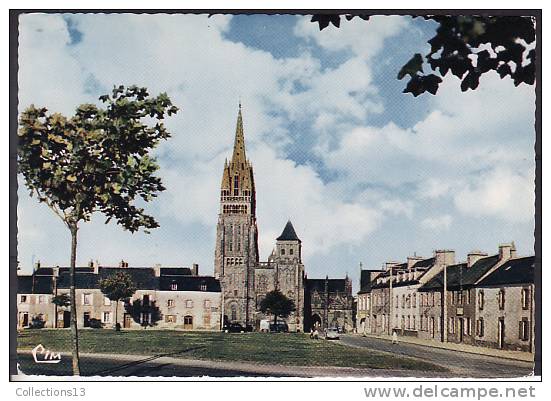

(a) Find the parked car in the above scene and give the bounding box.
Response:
[269,321,289,333]
[325,327,340,340]
[223,323,245,333]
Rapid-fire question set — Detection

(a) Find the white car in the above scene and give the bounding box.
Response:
[325,327,340,340]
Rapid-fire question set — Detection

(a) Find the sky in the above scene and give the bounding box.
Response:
[17,13,536,291]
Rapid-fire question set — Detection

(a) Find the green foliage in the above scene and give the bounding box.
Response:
[52,293,71,308]
[259,289,296,320]
[99,272,137,302]
[17,85,178,232]
[124,298,162,327]
[310,14,536,96]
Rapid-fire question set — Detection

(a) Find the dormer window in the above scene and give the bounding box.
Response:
[171,282,178,291]
[200,283,207,291]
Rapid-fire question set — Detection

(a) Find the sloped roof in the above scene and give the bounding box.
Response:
[419,255,500,291]
[477,256,535,287]
[358,269,381,293]
[306,278,347,293]
[57,267,158,290]
[277,221,301,242]
[159,276,221,292]
[160,267,193,276]
[17,276,33,294]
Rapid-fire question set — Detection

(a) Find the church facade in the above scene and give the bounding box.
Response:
[214,105,306,331]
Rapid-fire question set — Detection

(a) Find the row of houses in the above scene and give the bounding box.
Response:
[17,262,222,331]
[16,260,356,332]
[356,242,535,353]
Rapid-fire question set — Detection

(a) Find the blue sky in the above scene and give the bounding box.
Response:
[17,14,536,290]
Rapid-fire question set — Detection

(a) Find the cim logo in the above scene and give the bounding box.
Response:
[31,344,61,364]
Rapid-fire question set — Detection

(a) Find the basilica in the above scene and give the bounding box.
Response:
[214,105,354,332]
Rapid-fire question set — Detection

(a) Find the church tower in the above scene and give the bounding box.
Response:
[214,104,259,327]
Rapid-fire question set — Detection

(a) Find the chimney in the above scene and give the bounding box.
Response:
[153,263,162,277]
[498,242,516,261]
[467,250,488,268]
[34,260,41,270]
[434,250,455,266]
[192,263,199,276]
[407,255,423,269]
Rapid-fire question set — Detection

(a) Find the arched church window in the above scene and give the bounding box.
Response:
[230,304,238,322]
[234,175,239,196]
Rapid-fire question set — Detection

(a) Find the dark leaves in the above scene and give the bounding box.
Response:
[18,85,179,233]
[403,74,442,96]
[397,53,424,80]
[311,14,340,30]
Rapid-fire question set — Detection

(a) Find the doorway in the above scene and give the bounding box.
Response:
[83,312,90,327]
[184,315,193,330]
[498,318,505,349]
[63,311,70,328]
[123,313,132,328]
[459,318,464,342]
[20,312,29,328]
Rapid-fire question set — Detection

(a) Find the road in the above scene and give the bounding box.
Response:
[339,335,534,378]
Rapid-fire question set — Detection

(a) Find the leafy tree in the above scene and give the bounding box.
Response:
[51,293,71,328]
[259,289,296,326]
[17,85,178,375]
[99,271,137,331]
[311,14,536,96]
[52,293,71,308]
[124,298,162,328]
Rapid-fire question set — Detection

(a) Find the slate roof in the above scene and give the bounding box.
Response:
[306,278,347,293]
[358,269,381,294]
[160,267,193,276]
[17,276,33,294]
[477,256,535,287]
[277,221,301,242]
[159,276,221,292]
[419,255,500,291]
[412,257,436,269]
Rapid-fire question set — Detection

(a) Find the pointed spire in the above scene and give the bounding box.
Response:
[277,220,301,241]
[231,103,247,166]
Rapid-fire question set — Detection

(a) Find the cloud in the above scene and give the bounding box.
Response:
[420,215,453,231]
[454,167,534,223]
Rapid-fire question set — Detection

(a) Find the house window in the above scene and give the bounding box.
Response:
[165,315,176,323]
[102,311,111,323]
[20,295,27,303]
[478,290,484,310]
[103,297,111,306]
[413,315,416,330]
[38,295,46,304]
[498,289,505,310]
[289,248,294,255]
[184,315,193,327]
[519,319,530,341]
[83,293,92,306]
[186,300,193,308]
[521,288,530,310]
[464,318,471,336]
[413,293,416,308]
[204,299,211,309]
[281,248,285,255]
[203,314,211,327]
[167,299,175,308]
[477,318,484,337]
[449,317,455,334]
[467,289,471,304]
[141,312,151,325]
[171,282,178,291]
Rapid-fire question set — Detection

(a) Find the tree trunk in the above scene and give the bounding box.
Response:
[273,313,278,327]
[115,300,119,331]
[69,225,81,375]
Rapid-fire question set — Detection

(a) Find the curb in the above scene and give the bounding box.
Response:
[352,334,534,364]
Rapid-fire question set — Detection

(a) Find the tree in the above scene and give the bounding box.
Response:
[311,14,536,96]
[124,298,162,328]
[259,289,296,326]
[51,293,71,329]
[99,271,137,331]
[17,85,178,375]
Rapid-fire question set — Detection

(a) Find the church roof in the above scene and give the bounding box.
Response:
[277,220,300,242]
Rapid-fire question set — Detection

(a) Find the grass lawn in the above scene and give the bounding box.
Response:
[17,329,445,371]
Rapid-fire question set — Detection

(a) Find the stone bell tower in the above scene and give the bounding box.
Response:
[214,103,259,327]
